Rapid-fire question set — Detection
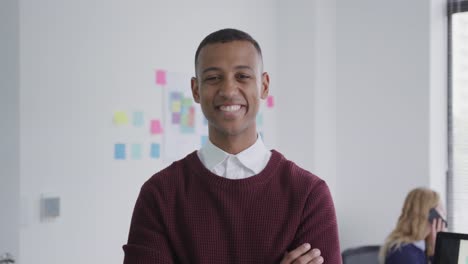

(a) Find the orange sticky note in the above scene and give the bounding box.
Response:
[150,120,163,134]
[267,96,274,108]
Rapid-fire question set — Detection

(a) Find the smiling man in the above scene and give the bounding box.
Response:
[192,39,266,156]
[123,28,341,264]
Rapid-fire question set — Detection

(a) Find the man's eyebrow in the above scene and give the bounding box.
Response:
[201,65,254,75]
[201,67,222,74]
[234,65,254,71]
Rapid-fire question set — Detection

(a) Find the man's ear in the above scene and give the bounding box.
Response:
[260,72,270,99]
[191,77,200,103]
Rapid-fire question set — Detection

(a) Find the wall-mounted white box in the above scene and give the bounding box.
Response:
[40,196,60,220]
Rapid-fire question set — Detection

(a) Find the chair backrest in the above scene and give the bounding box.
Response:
[342,245,380,264]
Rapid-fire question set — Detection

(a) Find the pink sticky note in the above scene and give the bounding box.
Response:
[150,120,163,134]
[188,111,195,127]
[267,96,274,108]
[155,70,167,85]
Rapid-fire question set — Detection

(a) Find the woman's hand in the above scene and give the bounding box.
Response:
[427,217,447,256]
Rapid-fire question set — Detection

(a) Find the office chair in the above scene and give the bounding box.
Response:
[341,245,380,264]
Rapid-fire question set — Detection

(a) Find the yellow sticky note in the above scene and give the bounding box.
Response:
[171,101,181,112]
[114,111,129,125]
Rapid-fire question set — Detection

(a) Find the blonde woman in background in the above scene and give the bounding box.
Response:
[379,187,447,264]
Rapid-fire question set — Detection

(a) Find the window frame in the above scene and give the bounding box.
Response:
[447,0,468,232]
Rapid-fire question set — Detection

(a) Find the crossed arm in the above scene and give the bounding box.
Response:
[281,243,324,264]
[123,181,340,263]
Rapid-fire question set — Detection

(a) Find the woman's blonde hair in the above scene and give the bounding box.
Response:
[378,187,440,263]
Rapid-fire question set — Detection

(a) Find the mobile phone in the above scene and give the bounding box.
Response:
[428,208,448,228]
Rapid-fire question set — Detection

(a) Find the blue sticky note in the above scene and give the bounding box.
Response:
[150,143,160,159]
[170,92,181,100]
[201,135,209,147]
[256,113,263,126]
[114,143,126,160]
[180,124,195,134]
[133,111,144,127]
[181,105,189,115]
[131,144,142,160]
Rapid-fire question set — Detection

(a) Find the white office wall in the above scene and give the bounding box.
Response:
[335,0,429,249]
[334,0,447,250]
[276,0,447,251]
[276,0,338,192]
[0,0,20,260]
[4,0,447,262]
[18,1,278,264]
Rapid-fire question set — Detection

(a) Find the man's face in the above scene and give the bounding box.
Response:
[191,41,269,140]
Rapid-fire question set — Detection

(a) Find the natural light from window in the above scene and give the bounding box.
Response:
[451,10,468,233]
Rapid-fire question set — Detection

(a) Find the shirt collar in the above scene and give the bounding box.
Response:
[412,240,426,251]
[199,138,229,171]
[235,135,271,174]
[198,134,271,173]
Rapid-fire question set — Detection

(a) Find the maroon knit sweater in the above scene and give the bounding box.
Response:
[123,150,341,264]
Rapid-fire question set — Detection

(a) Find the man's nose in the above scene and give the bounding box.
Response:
[219,77,239,97]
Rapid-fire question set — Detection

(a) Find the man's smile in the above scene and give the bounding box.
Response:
[219,105,242,112]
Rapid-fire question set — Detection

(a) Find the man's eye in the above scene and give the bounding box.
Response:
[237,74,251,80]
[204,76,221,82]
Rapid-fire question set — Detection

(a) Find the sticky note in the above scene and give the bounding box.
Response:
[113,112,129,125]
[181,105,189,114]
[256,113,264,126]
[180,125,195,134]
[170,92,181,100]
[181,115,189,126]
[150,119,163,134]
[188,112,195,127]
[182,98,192,107]
[171,101,181,112]
[172,112,181,124]
[155,70,167,85]
[114,143,126,160]
[267,96,274,108]
[150,143,160,158]
[131,144,142,160]
[133,111,144,127]
[201,135,209,146]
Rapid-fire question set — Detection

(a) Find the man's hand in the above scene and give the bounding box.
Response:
[280,243,324,264]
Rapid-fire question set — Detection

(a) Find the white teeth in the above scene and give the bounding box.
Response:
[220,105,241,112]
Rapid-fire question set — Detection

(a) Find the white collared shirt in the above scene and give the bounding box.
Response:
[197,135,272,179]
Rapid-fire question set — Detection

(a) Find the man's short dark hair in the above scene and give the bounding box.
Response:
[194,28,263,68]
